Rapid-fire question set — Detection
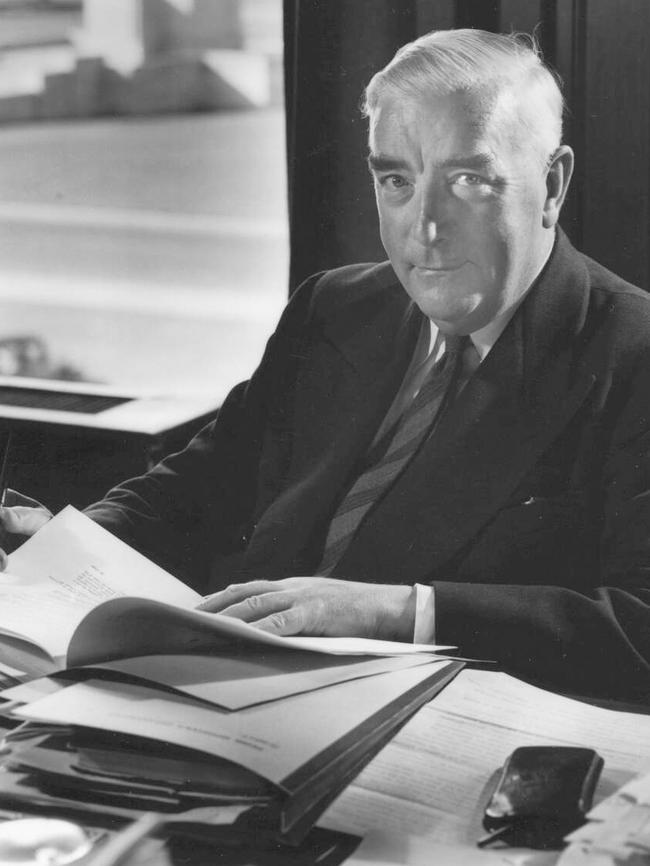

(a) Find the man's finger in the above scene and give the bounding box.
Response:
[0,549,7,572]
[253,607,306,636]
[218,590,294,623]
[196,580,283,612]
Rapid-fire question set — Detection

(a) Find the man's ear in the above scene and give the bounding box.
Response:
[542,145,574,228]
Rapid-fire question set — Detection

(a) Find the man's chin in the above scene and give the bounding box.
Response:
[409,291,479,331]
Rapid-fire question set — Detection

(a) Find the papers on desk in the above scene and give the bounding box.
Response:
[0,506,454,676]
[11,663,455,785]
[2,651,444,711]
[319,670,650,851]
[84,651,448,709]
[559,772,650,865]
[1,659,462,839]
[0,504,467,840]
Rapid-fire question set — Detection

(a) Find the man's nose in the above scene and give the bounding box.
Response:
[414,216,439,245]
[412,187,447,245]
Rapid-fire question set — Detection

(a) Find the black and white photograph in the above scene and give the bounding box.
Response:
[0,1,648,864]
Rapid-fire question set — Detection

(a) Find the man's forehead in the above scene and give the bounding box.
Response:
[371,87,494,125]
[369,92,496,157]
[370,89,494,138]
[368,88,528,167]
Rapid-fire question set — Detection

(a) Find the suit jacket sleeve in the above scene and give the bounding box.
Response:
[83,273,323,591]
[432,357,650,702]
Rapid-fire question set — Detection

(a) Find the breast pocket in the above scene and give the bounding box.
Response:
[503,488,595,537]
[464,489,600,586]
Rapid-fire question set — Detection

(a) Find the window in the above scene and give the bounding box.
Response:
[0,0,288,401]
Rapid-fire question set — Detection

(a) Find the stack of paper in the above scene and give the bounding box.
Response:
[0,507,462,843]
[559,774,650,865]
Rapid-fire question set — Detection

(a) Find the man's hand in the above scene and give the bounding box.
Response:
[0,490,52,570]
[196,577,416,642]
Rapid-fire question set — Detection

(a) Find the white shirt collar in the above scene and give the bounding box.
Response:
[427,309,513,362]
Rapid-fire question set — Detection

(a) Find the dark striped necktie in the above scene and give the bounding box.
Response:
[317,334,468,575]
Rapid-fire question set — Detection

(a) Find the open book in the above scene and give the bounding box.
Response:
[0,507,453,691]
[1,506,454,666]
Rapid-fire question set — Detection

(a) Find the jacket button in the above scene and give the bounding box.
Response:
[240,523,256,547]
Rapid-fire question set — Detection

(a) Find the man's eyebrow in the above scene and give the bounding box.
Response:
[367,153,410,173]
[439,153,498,171]
[367,152,499,174]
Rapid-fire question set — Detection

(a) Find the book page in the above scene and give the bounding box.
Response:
[67,596,455,667]
[320,670,650,845]
[2,505,453,665]
[1,654,446,711]
[0,675,64,705]
[12,661,455,785]
[0,635,58,679]
[83,651,444,709]
[2,506,201,658]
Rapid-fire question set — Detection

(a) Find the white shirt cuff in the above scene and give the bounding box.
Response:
[412,583,436,644]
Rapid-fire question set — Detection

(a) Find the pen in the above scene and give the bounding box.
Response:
[0,430,12,507]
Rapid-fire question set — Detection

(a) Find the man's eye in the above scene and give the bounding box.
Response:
[450,173,497,199]
[379,174,408,190]
[453,173,486,187]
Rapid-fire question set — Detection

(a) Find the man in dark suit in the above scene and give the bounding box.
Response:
[2,30,649,700]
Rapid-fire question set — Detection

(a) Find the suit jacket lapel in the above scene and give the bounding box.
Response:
[335,231,598,583]
[245,266,421,573]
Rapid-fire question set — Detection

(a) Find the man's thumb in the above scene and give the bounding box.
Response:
[0,505,52,536]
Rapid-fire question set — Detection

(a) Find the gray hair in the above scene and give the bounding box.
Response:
[363,29,564,164]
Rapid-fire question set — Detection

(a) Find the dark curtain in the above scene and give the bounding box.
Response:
[283,1,650,292]
[283,1,418,292]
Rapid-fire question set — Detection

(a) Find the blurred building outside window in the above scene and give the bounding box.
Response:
[0,0,288,401]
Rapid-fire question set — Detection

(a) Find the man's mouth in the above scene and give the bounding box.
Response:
[412,264,461,274]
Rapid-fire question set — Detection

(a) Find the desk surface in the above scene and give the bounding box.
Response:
[2,668,648,866]
[319,668,650,862]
